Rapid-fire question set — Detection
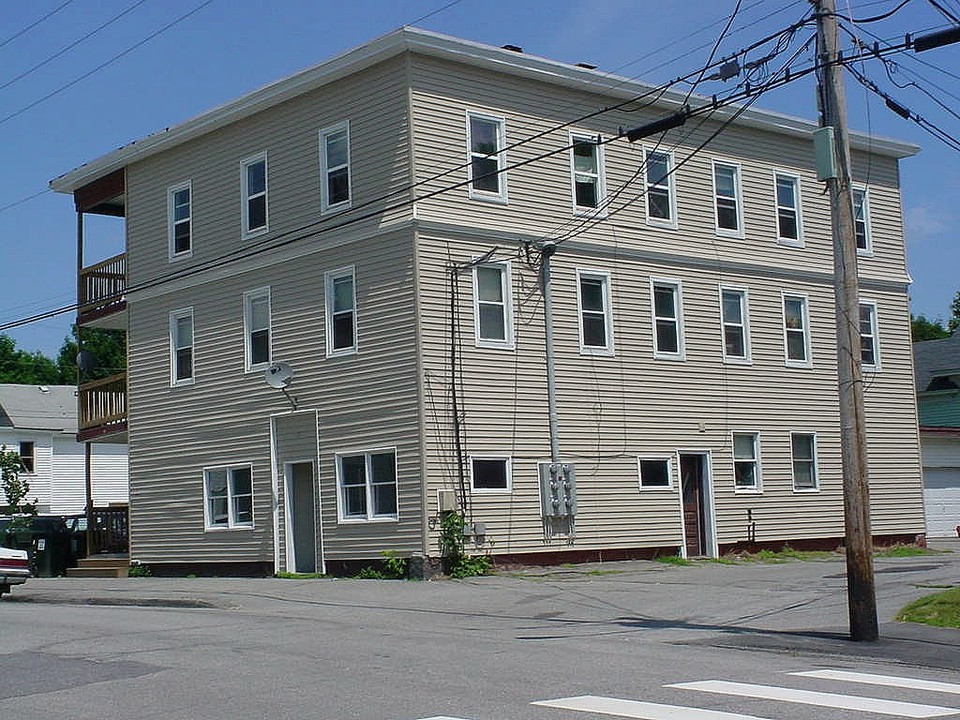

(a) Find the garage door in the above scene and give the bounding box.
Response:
[924,467,960,537]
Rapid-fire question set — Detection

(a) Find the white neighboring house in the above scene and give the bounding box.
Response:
[0,384,128,514]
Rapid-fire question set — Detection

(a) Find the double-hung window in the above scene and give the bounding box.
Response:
[791,433,818,491]
[170,307,194,385]
[720,287,750,362]
[651,279,684,359]
[204,465,253,529]
[577,270,613,355]
[18,441,35,474]
[467,112,506,201]
[571,134,605,212]
[852,187,872,254]
[473,263,513,349]
[783,293,810,367]
[325,266,356,357]
[241,153,268,237]
[733,432,761,491]
[470,456,511,493]
[320,121,351,213]
[859,301,880,370]
[645,149,676,226]
[168,181,192,258]
[337,449,398,521]
[243,287,271,371]
[712,161,742,236]
[774,171,802,245]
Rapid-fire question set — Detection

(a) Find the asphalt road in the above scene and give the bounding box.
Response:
[1,552,958,720]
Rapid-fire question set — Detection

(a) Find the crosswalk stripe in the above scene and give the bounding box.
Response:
[793,669,960,696]
[533,695,773,720]
[668,680,960,718]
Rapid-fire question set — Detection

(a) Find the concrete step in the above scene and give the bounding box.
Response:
[66,565,129,578]
[74,555,130,569]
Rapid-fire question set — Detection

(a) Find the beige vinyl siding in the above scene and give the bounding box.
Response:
[125,55,412,290]
[417,230,923,556]
[127,226,422,565]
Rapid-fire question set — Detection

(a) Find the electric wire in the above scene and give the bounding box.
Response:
[0,1,73,49]
[927,0,960,23]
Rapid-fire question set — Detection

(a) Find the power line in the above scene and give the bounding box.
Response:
[405,0,466,26]
[848,0,913,23]
[927,0,960,23]
[0,0,215,127]
[0,1,73,49]
[0,189,52,214]
[0,0,149,92]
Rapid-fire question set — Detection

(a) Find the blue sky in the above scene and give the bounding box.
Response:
[2,0,958,356]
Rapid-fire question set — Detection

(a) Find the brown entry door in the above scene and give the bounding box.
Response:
[680,454,705,557]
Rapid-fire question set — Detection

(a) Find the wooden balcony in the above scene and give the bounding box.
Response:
[79,252,127,328]
[78,372,127,443]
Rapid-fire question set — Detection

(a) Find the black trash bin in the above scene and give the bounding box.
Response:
[0,516,73,577]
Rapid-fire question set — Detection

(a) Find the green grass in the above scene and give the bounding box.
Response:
[584,569,626,576]
[275,571,325,579]
[874,545,939,558]
[655,555,694,566]
[728,547,836,563]
[896,587,960,628]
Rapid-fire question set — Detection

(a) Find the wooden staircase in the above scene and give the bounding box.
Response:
[67,554,130,578]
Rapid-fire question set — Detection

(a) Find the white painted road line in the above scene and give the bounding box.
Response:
[668,680,960,718]
[533,695,773,720]
[793,669,960,696]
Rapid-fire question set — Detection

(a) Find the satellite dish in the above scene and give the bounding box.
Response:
[265,362,294,389]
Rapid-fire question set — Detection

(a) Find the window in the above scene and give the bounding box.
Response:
[571,134,605,212]
[712,161,742,236]
[243,287,271,371]
[853,187,871,254]
[774,172,802,245]
[733,432,760,491]
[638,457,672,489]
[320,121,351,213]
[720,287,750,362]
[645,149,676,226]
[168,181,192,258]
[473,263,513,348]
[651,279,684,359]
[241,153,268,237]
[18,441,35,474]
[577,270,613,354]
[470,456,511,492]
[791,433,818,491]
[170,308,194,385]
[325,266,356,357]
[204,465,254,529]
[859,301,880,370]
[337,449,397,521]
[467,112,506,201]
[783,294,810,367]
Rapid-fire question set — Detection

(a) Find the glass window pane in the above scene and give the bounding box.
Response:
[248,195,267,230]
[792,434,813,461]
[176,348,193,380]
[208,496,228,525]
[580,278,604,312]
[231,467,252,495]
[654,286,675,319]
[471,157,499,192]
[207,470,228,497]
[733,434,755,459]
[174,222,191,253]
[246,161,265,196]
[333,312,354,349]
[735,462,756,487]
[582,315,607,347]
[326,131,348,168]
[345,485,366,516]
[176,316,192,347]
[250,330,269,365]
[787,331,806,361]
[717,201,738,230]
[328,167,350,205]
[479,304,506,340]
[648,188,671,219]
[574,142,597,173]
[575,179,597,208]
[233,495,253,524]
[715,165,736,197]
[640,460,670,487]
[370,452,396,484]
[472,459,507,489]
[470,117,498,155]
[340,455,365,486]
[722,292,742,324]
[372,483,397,516]
[776,176,795,207]
[784,299,803,329]
[333,276,354,312]
[656,321,678,353]
[778,209,798,239]
[477,266,503,302]
[646,153,668,184]
[250,296,269,330]
[725,327,745,357]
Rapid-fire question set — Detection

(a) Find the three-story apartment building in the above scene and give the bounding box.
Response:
[51,28,924,575]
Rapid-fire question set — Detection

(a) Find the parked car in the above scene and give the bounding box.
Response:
[0,545,30,597]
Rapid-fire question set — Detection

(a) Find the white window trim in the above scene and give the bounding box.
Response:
[719,285,751,364]
[732,431,762,494]
[790,431,820,493]
[167,180,193,261]
[466,110,508,204]
[650,277,685,361]
[18,441,35,475]
[169,307,195,387]
[576,268,615,356]
[637,455,674,491]
[643,146,678,229]
[319,120,352,215]
[241,152,268,239]
[243,286,272,373]
[569,132,606,216]
[782,291,812,369]
[335,447,399,523]
[202,463,255,530]
[472,261,515,350]
[711,159,744,239]
[773,169,804,247]
[325,265,357,358]
[853,184,873,257]
[469,455,513,494]
[859,299,882,372]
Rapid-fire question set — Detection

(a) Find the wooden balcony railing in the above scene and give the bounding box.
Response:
[79,372,127,432]
[79,252,126,314]
[89,506,129,555]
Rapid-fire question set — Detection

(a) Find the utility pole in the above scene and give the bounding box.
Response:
[541,241,560,464]
[814,0,878,641]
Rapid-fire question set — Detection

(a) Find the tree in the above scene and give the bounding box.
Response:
[911,315,950,342]
[56,325,126,384]
[1,446,36,526]
[950,290,960,333]
[0,334,60,385]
